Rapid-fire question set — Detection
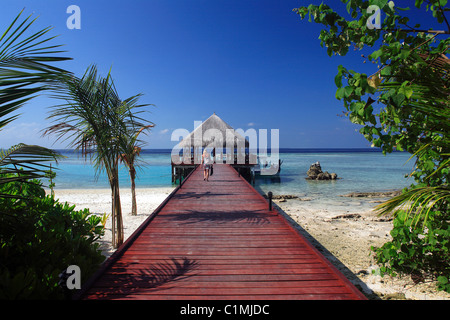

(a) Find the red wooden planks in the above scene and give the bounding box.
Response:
[78,164,366,300]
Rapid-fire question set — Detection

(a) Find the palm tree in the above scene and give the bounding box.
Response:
[0,10,70,189]
[120,124,154,215]
[45,65,150,248]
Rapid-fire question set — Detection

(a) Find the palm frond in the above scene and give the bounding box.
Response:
[0,9,71,130]
[44,64,153,247]
[372,50,450,230]
[0,143,63,185]
[375,186,450,226]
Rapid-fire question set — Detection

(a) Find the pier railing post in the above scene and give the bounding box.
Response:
[268,191,272,211]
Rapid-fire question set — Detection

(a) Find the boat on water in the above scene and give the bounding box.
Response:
[253,156,282,177]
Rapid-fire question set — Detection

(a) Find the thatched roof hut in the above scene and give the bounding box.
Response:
[178,113,249,149]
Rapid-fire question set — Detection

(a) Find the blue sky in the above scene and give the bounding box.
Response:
[0,0,441,149]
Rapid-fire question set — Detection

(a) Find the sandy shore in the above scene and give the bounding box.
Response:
[53,187,175,258]
[53,187,450,300]
[273,194,450,300]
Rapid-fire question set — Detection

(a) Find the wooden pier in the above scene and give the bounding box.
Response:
[77,164,366,300]
[171,113,257,185]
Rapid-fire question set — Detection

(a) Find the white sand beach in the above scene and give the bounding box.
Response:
[53,187,450,300]
[53,187,175,258]
[274,195,450,300]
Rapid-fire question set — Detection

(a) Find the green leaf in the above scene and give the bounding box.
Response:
[380,66,391,77]
[335,74,343,87]
[349,101,360,112]
[372,127,380,136]
[399,86,413,99]
[424,160,435,171]
[438,276,448,285]
[392,93,405,107]
[336,87,346,99]
[399,49,411,60]
[415,0,424,8]
[371,0,389,9]
[369,49,384,61]
[344,86,353,98]
[405,87,413,99]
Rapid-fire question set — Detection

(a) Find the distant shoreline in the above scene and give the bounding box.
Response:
[49,147,405,154]
[43,149,414,193]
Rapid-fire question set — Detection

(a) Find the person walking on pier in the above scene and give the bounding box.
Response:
[202,149,212,181]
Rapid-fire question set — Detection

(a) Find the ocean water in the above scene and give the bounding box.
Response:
[50,149,174,189]
[255,149,414,196]
[253,149,415,211]
[50,149,415,204]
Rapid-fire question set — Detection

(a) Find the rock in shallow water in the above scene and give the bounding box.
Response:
[306,162,338,180]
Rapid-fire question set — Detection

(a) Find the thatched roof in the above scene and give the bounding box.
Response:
[178,113,249,148]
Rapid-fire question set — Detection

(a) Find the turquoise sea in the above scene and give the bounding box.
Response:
[50,148,415,203]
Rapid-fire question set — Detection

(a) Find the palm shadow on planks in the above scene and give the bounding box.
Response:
[93,257,199,298]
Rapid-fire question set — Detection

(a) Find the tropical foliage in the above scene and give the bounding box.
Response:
[0,143,61,191]
[294,0,449,292]
[120,124,154,216]
[0,176,105,299]
[45,65,152,248]
[0,11,105,299]
[0,9,70,184]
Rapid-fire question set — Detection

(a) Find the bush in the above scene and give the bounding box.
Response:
[293,0,449,294]
[372,208,450,293]
[0,176,105,299]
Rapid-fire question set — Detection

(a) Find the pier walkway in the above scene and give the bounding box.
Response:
[78,164,366,300]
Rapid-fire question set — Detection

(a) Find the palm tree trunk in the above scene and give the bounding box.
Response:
[114,180,123,247]
[110,173,124,248]
[111,186,116,248]
[130,167,137,216]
